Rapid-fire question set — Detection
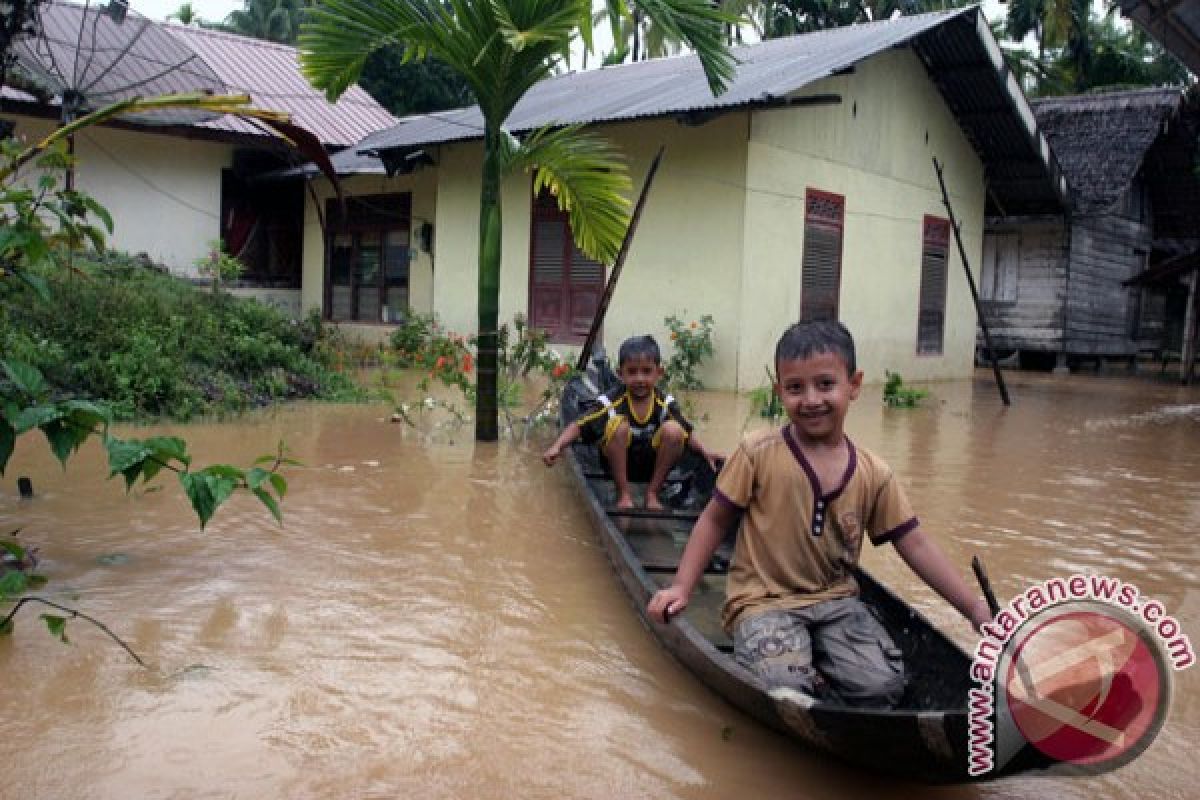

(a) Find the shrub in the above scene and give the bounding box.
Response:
[664,313,715,390]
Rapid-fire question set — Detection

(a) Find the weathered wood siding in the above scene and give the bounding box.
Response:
[1064,211,1151,355]
[981,221,1067,352]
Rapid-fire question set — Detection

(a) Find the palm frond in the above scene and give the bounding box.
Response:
[506,126,633,265]
[633,0,737,94]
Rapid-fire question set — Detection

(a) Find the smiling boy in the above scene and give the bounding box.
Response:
[543,334,720,510]
[647,321,991,706]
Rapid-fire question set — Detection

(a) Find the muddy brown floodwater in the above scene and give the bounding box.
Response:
[1,371,1197,799]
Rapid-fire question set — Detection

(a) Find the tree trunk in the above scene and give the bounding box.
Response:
[475,126,503,441]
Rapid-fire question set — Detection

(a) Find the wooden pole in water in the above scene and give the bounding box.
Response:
[576,147,665,371]
[1180,269,1199,385]
[933,157,1011,406]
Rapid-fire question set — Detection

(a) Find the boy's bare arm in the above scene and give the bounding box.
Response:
[686,433,723,472]
[542,420,582,466]
[892,528,992,631]
[647,498,739,623]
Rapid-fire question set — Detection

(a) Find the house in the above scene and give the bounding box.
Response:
[979,87,1200,372]
[290,7,1067,390]
[1,1,395,316]
[1119,1,1200,75]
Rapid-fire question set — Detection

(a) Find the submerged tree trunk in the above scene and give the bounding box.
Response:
[475,126,503,441]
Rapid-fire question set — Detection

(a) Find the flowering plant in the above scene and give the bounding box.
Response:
[664,313,715,390]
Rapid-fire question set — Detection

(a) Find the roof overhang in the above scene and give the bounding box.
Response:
[1119,0,1200,75]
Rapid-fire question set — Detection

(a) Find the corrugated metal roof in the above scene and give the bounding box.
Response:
[6,1,394,147]
[166,24,396,147]
[357,7,1066,215]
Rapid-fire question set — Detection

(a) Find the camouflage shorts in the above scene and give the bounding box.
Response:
[733,596,905,707]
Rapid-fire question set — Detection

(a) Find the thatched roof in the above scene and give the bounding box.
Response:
[1032,87,1184,215]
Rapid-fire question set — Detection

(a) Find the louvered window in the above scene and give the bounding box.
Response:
[800,190,844,321]
[529,191,605,343]
[917,216,950,355]
[324,193,411,323]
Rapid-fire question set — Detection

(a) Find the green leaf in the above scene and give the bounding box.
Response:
[269,472,287,499]
[40,614,69,642]
[179,472,216,529]
[143,436,189,465]
[25,574,48,589]
[252,487,283,525]
[12,404,63,435]
[245,467,269,490]
[15,270,51,303]
[41,419,86,467]
[105,437,152,481]
[0,570,28,598]
[2,360,47,398]
[0,539,25,560]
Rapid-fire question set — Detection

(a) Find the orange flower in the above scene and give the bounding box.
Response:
[552,363,569,378]
[435,356,447,370]
[670,332,678,340]
[462,353,474,373]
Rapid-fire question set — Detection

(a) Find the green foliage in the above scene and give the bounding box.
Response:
[664,313,716,391]
[0,252,360,420]
[883,370,928,408]
[194,239,246,293]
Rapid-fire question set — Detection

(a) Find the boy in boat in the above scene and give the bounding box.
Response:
[647,321,991,707]
[542,334,721,510]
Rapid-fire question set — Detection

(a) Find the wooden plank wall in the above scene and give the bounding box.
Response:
[1065,213,1152,356]
[981,221,1067,353]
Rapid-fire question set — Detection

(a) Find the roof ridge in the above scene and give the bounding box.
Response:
[165,22,300,55]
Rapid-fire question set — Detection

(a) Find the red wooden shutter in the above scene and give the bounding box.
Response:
[529,191,606,342]
[801,189,844,321]
[530,195,568,339]
[917,215,950,355]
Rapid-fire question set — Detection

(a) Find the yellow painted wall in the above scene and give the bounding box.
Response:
[300,168,439,344]
[428,117,749,385]
[8,114,233,273]
[741,48,986,387]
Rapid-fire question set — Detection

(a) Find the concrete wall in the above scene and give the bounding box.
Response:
[742,48,987,387]
[8,114,233,273]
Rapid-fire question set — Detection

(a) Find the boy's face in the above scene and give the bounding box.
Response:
[774,351,863,444]
[618,354,663,401]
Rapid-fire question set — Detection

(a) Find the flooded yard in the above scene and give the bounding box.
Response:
[1,370,1197,799]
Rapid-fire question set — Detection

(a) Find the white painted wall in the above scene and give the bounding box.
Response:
[8,114,233,274]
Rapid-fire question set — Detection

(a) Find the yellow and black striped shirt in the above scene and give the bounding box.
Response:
[577,385,692,450]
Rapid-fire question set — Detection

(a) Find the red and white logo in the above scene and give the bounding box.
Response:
[1000,603,1170,770]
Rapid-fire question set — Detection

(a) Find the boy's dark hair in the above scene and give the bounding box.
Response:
[618,334,661,366]
[775,320,857,375]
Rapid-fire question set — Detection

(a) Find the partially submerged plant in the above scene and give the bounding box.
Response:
[883,370,928,408]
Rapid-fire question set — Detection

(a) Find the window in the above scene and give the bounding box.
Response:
[980,232,1018,302]
[800,189,844,321]
[324,194,411,323]
[917,215,950,355]
[528,190,605,343]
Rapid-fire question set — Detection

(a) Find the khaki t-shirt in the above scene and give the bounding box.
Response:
[714,426,918,632]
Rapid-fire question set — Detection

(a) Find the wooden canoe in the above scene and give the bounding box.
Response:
[559,370,1049,783]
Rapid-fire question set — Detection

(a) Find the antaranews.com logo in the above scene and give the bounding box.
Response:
[967,574,1194,777]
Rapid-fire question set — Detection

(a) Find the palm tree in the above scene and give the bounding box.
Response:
[167,3,201,26]
[223,0,308,44]
[300,0,734,441]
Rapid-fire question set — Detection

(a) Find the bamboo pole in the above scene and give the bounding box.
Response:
[933,157,1011,406]
[577,147,665,371]
[1180,269,1199,385]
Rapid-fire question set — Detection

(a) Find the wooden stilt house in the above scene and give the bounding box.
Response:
[980,87,1200,373]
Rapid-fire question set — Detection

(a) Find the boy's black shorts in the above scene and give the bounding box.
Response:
[602,439,657,483]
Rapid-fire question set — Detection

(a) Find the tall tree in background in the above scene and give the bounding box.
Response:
[300,0,735,441]
[222,0,308,44]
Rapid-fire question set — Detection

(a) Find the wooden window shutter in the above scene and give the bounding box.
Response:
[528,191,606,343]
[801,190,844,322]
[918,216,950,355]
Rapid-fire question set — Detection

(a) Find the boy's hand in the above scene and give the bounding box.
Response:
[647,586,690,624]
[542,444,562,467]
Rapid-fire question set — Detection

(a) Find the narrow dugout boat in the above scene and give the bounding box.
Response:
[558,365,1049,783]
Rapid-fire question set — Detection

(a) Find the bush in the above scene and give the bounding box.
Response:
[0,252,361,420]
